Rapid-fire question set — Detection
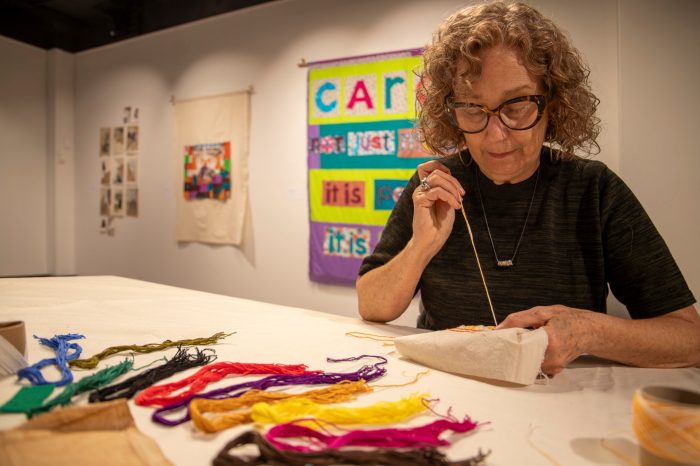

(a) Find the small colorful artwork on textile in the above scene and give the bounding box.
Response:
[183,142,231,201]
[307,49,433,284]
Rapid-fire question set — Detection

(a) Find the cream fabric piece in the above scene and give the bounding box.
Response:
[174,91,250,245]
[394,327,548,385]
[0,399,172,466]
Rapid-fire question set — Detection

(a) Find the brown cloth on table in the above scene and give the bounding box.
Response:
[0,398,172,466]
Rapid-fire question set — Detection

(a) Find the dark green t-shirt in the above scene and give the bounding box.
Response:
[358,149,696,329]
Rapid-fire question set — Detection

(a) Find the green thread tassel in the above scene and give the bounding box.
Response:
[28,358,133,417]
[69,331,233,369]
[0,385,55,414]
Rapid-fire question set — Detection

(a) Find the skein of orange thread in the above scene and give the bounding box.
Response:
[190,380,372,433]
[632,387,700,465]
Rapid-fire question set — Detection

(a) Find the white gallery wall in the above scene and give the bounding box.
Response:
[0,37,48,277]
[0,0,697,326]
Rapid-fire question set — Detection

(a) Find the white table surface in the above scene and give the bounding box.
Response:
[1,276,698,465]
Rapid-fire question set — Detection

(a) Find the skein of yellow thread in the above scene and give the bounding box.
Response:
[632,386,700,465]
[251,392,429,426]
[190,380,372,433]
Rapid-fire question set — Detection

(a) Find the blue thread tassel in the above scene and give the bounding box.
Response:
[17,334,85,386]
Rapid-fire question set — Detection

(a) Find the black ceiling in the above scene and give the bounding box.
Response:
[0,0,278,52]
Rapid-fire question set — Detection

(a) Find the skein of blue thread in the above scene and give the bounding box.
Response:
[17,334,85,386]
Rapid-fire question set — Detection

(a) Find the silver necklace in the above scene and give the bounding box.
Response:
[474,166,540,267]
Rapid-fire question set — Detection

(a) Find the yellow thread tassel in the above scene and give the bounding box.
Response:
[190,380,372,433]
[251,392,429,426]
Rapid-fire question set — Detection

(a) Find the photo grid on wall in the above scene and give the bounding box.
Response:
[307,48,434,285]
[99,106,139,233]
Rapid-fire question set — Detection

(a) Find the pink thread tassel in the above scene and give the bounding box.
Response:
[265,417,480,452]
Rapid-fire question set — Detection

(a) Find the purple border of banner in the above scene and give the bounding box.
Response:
[309,222,384,286]
[308,125,320,169]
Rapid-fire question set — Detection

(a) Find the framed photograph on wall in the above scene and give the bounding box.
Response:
[99,216,113,234]
[112,188,125,216]
[100,187,111,216]
[100,158,111,185]
[126,187,138,217]
[100,127,111,156]
[127,125,139,153]
[126,157,137,183]
[112,126,125,155]
[112,157,125,185]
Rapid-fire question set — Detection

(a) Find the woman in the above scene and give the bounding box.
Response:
[356,1,700,374]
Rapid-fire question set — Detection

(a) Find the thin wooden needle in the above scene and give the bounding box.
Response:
[459,201,498,326]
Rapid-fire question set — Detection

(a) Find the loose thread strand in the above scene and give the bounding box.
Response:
[526,425,562,466]
[345,332,396,346]
[599,438,639,466]
[372,370,429,389]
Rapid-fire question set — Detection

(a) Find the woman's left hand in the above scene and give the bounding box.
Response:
[497,305,596,375]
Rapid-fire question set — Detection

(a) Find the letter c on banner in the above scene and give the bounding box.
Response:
[315,81,337,113]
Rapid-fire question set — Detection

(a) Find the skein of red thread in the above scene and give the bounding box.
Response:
[135,362,317,407]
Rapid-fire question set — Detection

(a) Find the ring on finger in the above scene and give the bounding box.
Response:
[420,177,431,192]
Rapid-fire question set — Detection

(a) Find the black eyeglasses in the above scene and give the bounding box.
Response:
[445,94,546,133]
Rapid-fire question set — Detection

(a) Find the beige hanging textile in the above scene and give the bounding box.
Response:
[174,90,250,245]
[394,327,548,385]
[0,399,172,466]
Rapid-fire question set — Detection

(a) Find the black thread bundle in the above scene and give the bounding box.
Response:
[89,347,216,403]
[212,431,490,466]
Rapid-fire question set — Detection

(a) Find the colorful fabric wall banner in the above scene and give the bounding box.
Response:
[307,49,433,284]
[174,91,250,245]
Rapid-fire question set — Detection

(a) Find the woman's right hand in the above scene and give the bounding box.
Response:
[411,160,465,256]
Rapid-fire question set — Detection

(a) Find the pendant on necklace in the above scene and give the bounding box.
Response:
[497,259,514,267]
